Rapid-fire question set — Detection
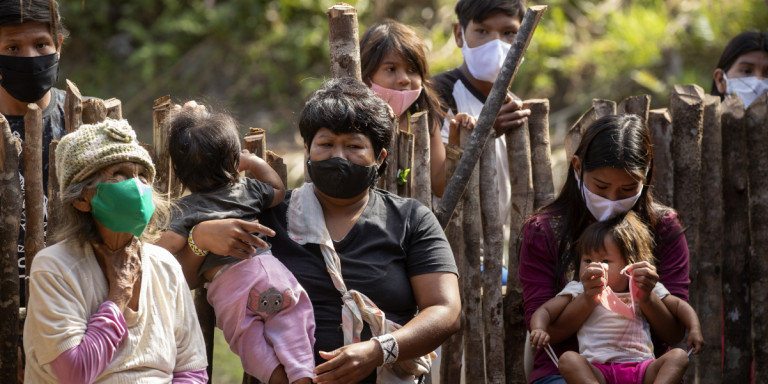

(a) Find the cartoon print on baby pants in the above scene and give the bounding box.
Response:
[247,287,293,316]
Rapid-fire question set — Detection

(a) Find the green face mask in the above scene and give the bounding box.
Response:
[91,178,156,237]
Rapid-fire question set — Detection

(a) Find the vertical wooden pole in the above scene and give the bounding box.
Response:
[459,128,484,382]
[46,141,61,243]
[64,79,82,133]
[591,98,616,118]
[0,116,21,384]
[194,288,215,384]
[720,96,752,382]
[746,95,768,381]
[104,98,123,120]
[504,117,533,384]
[526,99,553,209]
[23,104,44,306]
[153,95,181,199]
[648,109,673,207]
[244,127,266,159]
[618,94,651,122]
[410,111,431,208]
[327,3,362,81]
[440,143,464,384]
[266,151,288,189]
[81,98,107,124]
[563,107,597,164]
[385,126,399,194]
[480,142,505,383]
[694,95,723,383]
[397,131,414,197]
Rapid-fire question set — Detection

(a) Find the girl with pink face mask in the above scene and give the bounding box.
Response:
[518,114,692,384]
[360,20,475,197]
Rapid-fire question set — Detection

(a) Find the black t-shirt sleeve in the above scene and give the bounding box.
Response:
[433,69,460,115]
[404,202,458,277]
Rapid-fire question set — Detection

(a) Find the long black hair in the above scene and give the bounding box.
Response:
[536,114,668,291]
[711,31,768,98]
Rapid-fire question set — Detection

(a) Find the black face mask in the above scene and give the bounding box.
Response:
[0,52,59,103]
[307,156,380,199]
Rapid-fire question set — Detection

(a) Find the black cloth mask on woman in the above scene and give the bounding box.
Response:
[307,156,380,199]
[0,52,59,103]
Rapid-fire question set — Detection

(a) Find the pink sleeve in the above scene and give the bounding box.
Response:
[49,301,127,384]
[173,368,209,383]
[517,215,560,329]
[655,211,691,301]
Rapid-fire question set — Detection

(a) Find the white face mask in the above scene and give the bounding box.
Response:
[576,172,643,222]
[460,30,511,83]
[724,74,768,108]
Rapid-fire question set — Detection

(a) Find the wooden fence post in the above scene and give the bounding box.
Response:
[526,99,553,209]
[104,98,123,120]
[23,104,44,306]
[460,128,484,382]
[746,95,768,381]
[564,106,596,165]
[592,98,616,117]
[0,116,21,384]
[64,79,82,134]
[244,127,266,159]
[440,143,464,384]
[480,141,505,384]
[411,111,431,208]
[618,94,651,122]
[82,98,107,125]
[152,96,183,199]
[696,95,723,383]
[385,125,399,193]
[46,141,61,243]
[397,131,414,198]
[504,118,533,384]
[648,109,673,207]
[720,96,752,382]
[327,3,362,81]
[195,289,215,384]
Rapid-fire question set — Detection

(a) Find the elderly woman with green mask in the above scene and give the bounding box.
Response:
[23,119,208,384]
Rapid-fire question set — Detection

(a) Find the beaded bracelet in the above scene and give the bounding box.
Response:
[372,333,399,366]
[188,225,209,257]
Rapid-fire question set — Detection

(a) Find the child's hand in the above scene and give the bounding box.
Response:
[625,261,659,303]
[580,262,606,300]
[686,327,704,355]
[529,329,550,350]
[447,113,476,146]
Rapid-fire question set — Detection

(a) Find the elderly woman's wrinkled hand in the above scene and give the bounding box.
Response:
[194,219,276,259]
[92,237,142,311]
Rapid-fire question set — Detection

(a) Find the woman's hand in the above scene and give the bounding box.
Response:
[625,261,659,303]
[580,262,606,300]
[313,340,381,384]
[92,237,142,312]
[193,219,276,259]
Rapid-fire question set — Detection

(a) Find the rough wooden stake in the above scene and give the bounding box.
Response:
[0,116,21,384]
[526,99,554,209]
[385,125,399,193]
[244,127,266,159]
[64,79,82,133]
[194,288,215,383]
[46,141,61,243]
[592,98,616,118]
[397,131,414,198]
[746,94,768,382]
[82,98,107,124]
[618,94,651,122]
[480,141,505,384]
[410,111,431,208]
[564,106,596,166]
[104,98,123,120]
[435,5,547,228]
[23,103,44,306]
[152,95,182,199]
[327,3,362,81]
[266,151,288,189]
[720,96,751,382]
[648,109,673,206]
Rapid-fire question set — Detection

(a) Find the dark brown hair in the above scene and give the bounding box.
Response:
[455,0,526,29]
[575,211,656,277]
[711,31,768,98]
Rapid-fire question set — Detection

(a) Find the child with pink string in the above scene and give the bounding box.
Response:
[529,211,703,384]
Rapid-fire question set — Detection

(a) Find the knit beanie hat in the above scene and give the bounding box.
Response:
[56,119,155,193]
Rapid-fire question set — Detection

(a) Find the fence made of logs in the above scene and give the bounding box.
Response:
[2,4,768,384]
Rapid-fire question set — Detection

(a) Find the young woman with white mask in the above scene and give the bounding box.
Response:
[518,114,691,384]
[711,30,768,108]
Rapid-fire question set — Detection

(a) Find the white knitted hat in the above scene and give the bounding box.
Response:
[55,119,155,193]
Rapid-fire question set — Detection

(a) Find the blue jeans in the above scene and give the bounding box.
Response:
[533,375,566,384]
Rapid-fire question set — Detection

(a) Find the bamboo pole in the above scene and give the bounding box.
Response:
[46,141,61,243]
[440,143,464,384]
[648,109,673,207]
[397,131,414,198]
[410,111,431,208]
[746,94,768,381]
[618,94,651,122]
[327,3,362,81]
[435,5,547,228]
[81,98,107,125]
[23,104,44,306]
[526,99,553,209]
[459,127,484,382]
[591,98,616,118]
[480,141,505,383]
[104,98,122,120]
[720,96,751,382]
[694,95,723,383]
[564,106,597,164]
[503,117,533,384]
[64,79,82,133]
[0,116,21,384]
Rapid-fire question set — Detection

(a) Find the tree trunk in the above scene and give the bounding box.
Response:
[648,109,673,207]
[720,96,752,382]
[411,111,431,208]
[0,116,21,384]
[526,99,553,209]
[327,3,361,82]
[23,104,44,306]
